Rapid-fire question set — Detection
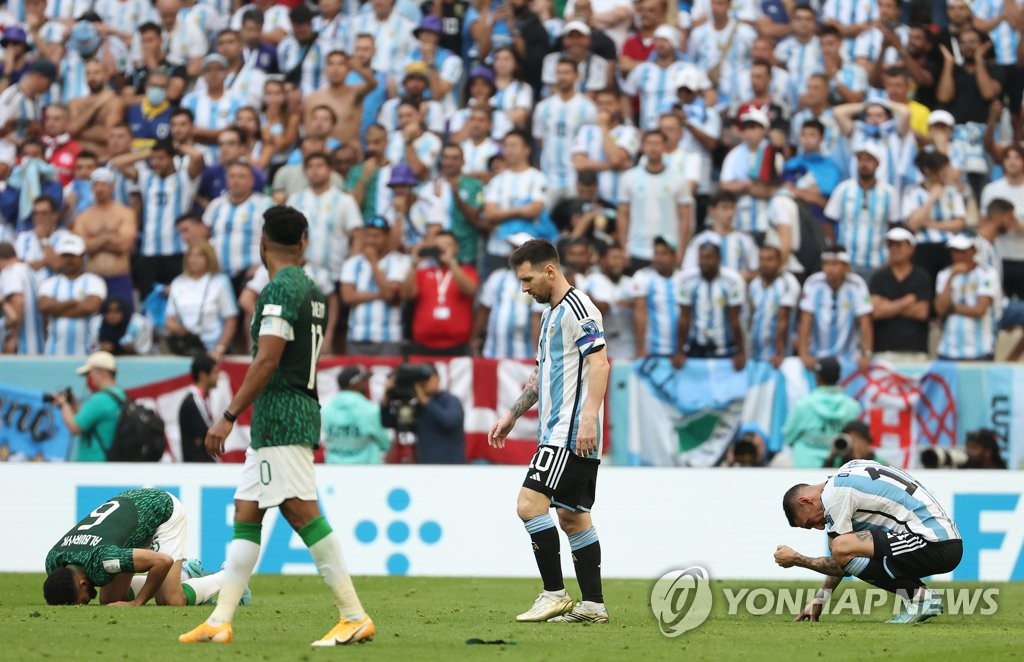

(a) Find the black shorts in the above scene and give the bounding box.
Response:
[522,446,600,513]
[870,530,963,580]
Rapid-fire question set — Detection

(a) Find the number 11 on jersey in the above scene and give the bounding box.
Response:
[308,324,325,390]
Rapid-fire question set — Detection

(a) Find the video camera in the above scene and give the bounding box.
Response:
[386,363,434,434]
[832,434,852,454]
[42,387,75,406]
[919,446,969,469]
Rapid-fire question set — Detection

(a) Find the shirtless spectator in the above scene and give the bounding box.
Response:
[72,167,138,311]
[67,59,123,162]
[303,50,377,152]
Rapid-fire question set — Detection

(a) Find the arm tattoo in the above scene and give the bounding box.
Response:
[509,368,539,418]
[855,531,872,541]
[796,554,847,577]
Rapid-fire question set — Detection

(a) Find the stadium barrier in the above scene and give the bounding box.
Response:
[4,464,1021,581]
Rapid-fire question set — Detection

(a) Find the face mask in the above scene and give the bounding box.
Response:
[147,86,167,106]
[861,124,881,138]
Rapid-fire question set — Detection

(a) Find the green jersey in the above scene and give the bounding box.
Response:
[45,489,173,586]
[250,265,326,449]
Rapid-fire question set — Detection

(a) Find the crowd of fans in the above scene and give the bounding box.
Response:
[0,0,1023,365]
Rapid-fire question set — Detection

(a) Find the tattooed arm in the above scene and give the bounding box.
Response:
[488,367,539,448]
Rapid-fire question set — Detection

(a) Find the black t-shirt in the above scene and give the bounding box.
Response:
[869,265,932,353]
[130,60,189,98]
[419,0,472,55]
[912,59,941,109]
[947,63,1004,124]
[553,28,618,62]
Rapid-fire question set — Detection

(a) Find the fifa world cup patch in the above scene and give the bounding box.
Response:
[262,304,283,317]
[102,559,122,574]
[825,515,834,528]
[581,320,601,336]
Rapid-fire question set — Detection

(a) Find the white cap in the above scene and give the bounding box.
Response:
[739,108,770,129]
[865,96,892,112]
[76,351,117,375]
[506,232,535,248]
[885,226,917,245]
[673,67,704,92]
[947,234,975,250]
[55,233,86,256]
[820,248,851,264]
[90,167,116,184]
[652,24,680,50]
[947,0,973,8]
[928,110,955,127]
[854,142,885,164]
[561,20,591,37]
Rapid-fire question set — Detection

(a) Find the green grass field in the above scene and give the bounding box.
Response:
[1,575,1021,661]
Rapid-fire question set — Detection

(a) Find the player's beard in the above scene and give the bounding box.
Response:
[259,243,268,268]
[87,584,97,600]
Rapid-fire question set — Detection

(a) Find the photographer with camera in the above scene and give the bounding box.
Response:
[381,363,466,464]
[49,351,127,462]
[321,367,392,465]
[965,429,1007,469]
[402,232,478,356]
[822,420,883,469]
[782,357,862,468]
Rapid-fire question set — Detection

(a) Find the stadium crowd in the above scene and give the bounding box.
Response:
[1,0,1024,367]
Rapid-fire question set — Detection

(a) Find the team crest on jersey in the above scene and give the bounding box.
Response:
[549,325,556,337]
[825,514,834,528]
[157,125,170,139]
[581,320,600,336]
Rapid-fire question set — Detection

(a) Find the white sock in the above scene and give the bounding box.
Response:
[208,540,260,626]
[185,571,225,605]
[308,532,365,621]
[544,589,568,597]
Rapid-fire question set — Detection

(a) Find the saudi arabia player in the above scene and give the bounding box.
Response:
[489,239,611,624]
[44,488,225,607]
[179,205,373,646]
[776,459,963,624]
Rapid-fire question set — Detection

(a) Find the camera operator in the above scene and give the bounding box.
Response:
[724,424,770,467]
[49,351,127,462]
[321,367,392,464]
[381,363,466,464]
[964,429,1007,469]
[822,420,883,469]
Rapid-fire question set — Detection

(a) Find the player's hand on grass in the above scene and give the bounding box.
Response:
[576,413,598,456]
[205,418,233,458]
[107,601,137,607]
[774,545,798,568]
[488,411,516,449]
[793,601,823,622]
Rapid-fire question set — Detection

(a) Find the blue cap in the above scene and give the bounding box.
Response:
[414,14,443,36]
[387,163,418,188]
[365,215,390,230]
[69,21,101,56]
[1,26,28,47]
[468,65,495,85]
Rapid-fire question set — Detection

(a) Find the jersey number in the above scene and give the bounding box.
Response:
[529,446,556,473]
[77,500,120,531]
[307,324,325,389]
[866,466,918,495]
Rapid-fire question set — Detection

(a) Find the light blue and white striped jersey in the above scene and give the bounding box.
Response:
[676,99,722,194]
[191,65,267,111]
[342,10,416,80]
[491,80,533,116]
[385,130,443,182]
[479,268,541,359]
[0,261,43,354]
[571,123,641,206]
[38,272,107,356]
[690,0,762,23]
[935,264,1000,359]
[720,140,771,234]
[823,460,960,542]
[847,121,918,198]
[14,228,72,286]
[790,107,844,161]
[532,92,598,193]
[854,26,909,67]
[377,97,446,135]
[181,90,244,133]
[203,192,272,276]
[459,137,501,175]
[449,104,514,141]
[483,167,548,257]
[974,0,1019,65]
[540,52,610,96]
[278,37,328,97]
[230,2,292,35]
[314,12,348,50]
[799,271,873,361]
[166,11,209,66]
[774,36,823,109]
[683,230,759,275]
[820,0,879,61]
[45,0,89,19]
[0,84,40,142]
[180,2,225,42]
[405,46,464,114]
[678,267,746,356]
[165,272,238,349]
[536,287,606,456]
[340,252,411,343]
[585,271,636,361]
[825,178,900,269]
[286,187,363,280]
[828,62,869,105]
[629,267,682,356]
[136,161,198,257]
[687,19,757,111]
[730,66,793,118]
[624,61,708,130]
[59,50,89,104]
[900,183,967,245]
[620,165,693,260]
[748,271,800,361]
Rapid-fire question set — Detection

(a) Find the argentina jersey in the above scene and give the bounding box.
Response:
[683,230,758,275]
[571,123,641,206]
[340,252,411,343]
[38,272,107,356]
[277,37,327,96]
[0,261,44,354]
[480,268,541,360]
[935,264,1000,359]
[536,288,606,456]
[800,272,873,360]
[532,93,597,193]
[181,91,243,134]
[821,0,878,61]
[774,36,823,108]
[825,179,900,268]
[973,0,1019,65]
[679,267,746,355]
[748,271,800,361]
[343,10,415,79]
[203,193,272,276]
[624,61,697,131]
[900,184,966,245]
[822,460,960,543]
[630,267,681,356]
[137,162,197,257]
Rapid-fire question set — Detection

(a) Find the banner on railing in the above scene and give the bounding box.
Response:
[0,384,71,461]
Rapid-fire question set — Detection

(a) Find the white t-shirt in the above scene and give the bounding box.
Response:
[980,177,1024,260]
[166,272,239,350]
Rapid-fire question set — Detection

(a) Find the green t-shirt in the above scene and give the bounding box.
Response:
[45,489,173,586]
[72,387,127,462]
[450,175,485,265]
[346,164,381,220]
[250,265,326,449]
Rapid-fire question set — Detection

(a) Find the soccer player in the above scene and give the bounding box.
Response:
[179,206,373,646]
[488,239,611,624]
[776,460,963,624]
[44,488,225,607]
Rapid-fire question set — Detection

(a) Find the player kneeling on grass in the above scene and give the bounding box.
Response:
[775,460,963,624]
[44,488,229,607]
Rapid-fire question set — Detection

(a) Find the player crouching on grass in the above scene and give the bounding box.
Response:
[44,488,230,607]
[775,459,963,624]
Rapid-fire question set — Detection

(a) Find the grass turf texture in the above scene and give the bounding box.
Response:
[0,575,1020,661]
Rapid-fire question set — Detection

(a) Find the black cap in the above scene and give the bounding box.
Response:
[841,419,871,440]
[26,59,57,81]
[337,366,370,389]
[815,357,841,386]
[289,4,315,24]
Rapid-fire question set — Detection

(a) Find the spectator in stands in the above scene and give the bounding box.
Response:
[869,226,932,363]
[788,83,843,179]
[165,239,238,361]
[688,0,757,113]
[619,0,663,75]
[560,236,594,289]
[42,104,81,187]
[198,126,268,206]
[630,236,681,358]
[683,192,758,280]
[482,129,549,270]
[66,60,122,162]
[385,98,442,184]
[418,144,486,267]
[347,123,394,220]
[322,366,392,464]
[342,0,415,81]
[541,21,610,95]
[340,215,409,356]
[935,234,1000,361]
[382,363,466,464]
[834,99,915,200]
[406,15,464,114]
[822,419,882,469]
[455,106,501,182]
[181,54,244,148]
[0,59,56,143]
[816,26,867,108]
[734,59,788,127]
[378,63,446,136]
[491,47,534,130]
[272,136,342,202]
[205,29,265,110]
[720,108,776,241]
[748,243,800,367]
[964,428,1007,469]
[867,24,937,107]
[50,351,127,462]
[237,9,280,73]
[670,73,721,219]
[674,241,746,370]
[175,213,211,248]
[278,6,326,97]
[204,160,274,292]
[625,25,706,131]
[797,247,874,371]
[126,22,189,105]
[126,68,175,154]
[73,167,137,310]
[178,354,219,462]
[570,88,639,210]
[403,231,478,356]
[585,242,634,360]
[14,195,70,284]
[37,234,106,356]
[981,145,1024,301]
[903,151,966,285]
[0,240,43,354]
[782,356,862,468]
[0,26,31,85]
[87,296,153,356]
[563,0,628,56]
[157,0,208,78]
[63,150,100,220]
[782,118,841,227]
[472,234,542,359]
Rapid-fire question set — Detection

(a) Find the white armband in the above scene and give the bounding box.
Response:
[259,315,294,340]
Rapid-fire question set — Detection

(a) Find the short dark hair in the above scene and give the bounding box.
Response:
[303,152,331,169]
[503,128,531,147]
[699,241,721,257]
[557,55,579,71]
[311,104,338,125]
[509,239,559,269]
[221,125,248,145]
[1003,144,1024,162]
[151,139,177,157]
[43,567,79,605]
[966,428,1006,468]
[710,191,738,207]
[175,212,203,227]
[0,241,15,260]
[576,169,598,186]
[642,129,667,143]
[792,4,815,16]
[216,28,240,41]
[191,354,217,382]
[782,484,809,528]
[801,119,825,136]
[76,150,98,164]
[263,205,308,246]
[171,107,195,123]
[138,21,161,37]
[986,198,1015,215]
[819,25,842,40]
[33,194,59,211]
[841,419,872,443]
[241,8,264,24]
[914,150,950,174]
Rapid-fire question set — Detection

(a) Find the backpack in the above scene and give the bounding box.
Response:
[103,390,167,462]
[794,200,828,278]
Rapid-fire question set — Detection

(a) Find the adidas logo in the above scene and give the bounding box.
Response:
[529,472,541,481]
